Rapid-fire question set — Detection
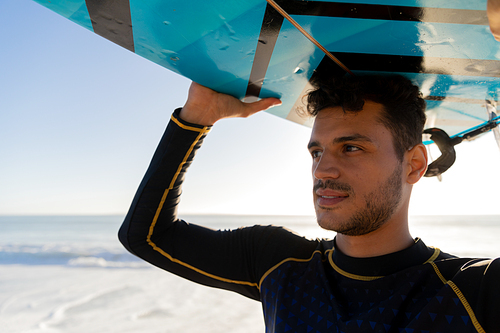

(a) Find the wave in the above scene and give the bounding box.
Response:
[0,243,149,268]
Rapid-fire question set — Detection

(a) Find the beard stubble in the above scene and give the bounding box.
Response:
[315,163,403,236]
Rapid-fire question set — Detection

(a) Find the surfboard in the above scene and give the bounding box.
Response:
[32,0,500,142]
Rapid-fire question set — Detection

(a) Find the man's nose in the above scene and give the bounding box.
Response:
[313,153,341,180]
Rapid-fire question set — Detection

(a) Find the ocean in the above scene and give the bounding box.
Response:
[0,215,498,333]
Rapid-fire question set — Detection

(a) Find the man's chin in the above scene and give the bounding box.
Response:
[315,211,345,232]
[315,210,384,236]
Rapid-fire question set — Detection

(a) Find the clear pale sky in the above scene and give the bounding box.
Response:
[1,0,499,216]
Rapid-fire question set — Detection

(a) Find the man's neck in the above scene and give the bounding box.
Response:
[335,214,414,258]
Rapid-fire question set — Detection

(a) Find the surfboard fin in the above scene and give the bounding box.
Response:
[423,128,459,178]
[426,145,443,181]
[424,102,500,178]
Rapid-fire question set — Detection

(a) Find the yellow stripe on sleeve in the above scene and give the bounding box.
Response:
[423,247,441,264]
[258,250,324,289]
[429,259,485,332]
[430,262,448,285]
[447,281,486,333]
[145,123,257,288]
[171,114,211,133]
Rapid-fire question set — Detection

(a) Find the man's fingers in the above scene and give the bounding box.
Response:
[242,98,282,116]
[182,81,282,125]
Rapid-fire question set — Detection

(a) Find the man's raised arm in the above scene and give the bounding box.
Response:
[117,83,282,299]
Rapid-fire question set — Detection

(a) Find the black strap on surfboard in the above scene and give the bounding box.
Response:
[265,0,354,76]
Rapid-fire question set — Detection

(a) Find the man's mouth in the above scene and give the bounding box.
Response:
[314,179,353,207]
[316,190,349,207]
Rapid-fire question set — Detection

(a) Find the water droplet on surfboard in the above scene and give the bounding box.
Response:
[294,67,304,74]
[224,22,236,36]
[219,43,229,50]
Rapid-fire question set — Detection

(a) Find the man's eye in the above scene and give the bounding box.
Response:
[311,150,322,158]
[345,145,361,152]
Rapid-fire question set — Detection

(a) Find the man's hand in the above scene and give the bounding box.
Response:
[488,0,500,41]
[180,82,282,126]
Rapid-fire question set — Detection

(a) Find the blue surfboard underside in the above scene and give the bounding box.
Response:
[33,0,500,140]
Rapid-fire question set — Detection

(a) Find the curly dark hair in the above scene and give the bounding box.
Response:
[306,74,427,161]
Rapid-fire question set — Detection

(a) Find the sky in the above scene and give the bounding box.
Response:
[1,0,500,216]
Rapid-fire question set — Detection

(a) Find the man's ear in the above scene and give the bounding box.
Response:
[406,144,428,185]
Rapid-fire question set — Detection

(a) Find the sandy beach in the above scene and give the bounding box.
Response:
[0,265,264,333]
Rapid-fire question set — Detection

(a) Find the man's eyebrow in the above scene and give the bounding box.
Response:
[308,134,373,150]
[332,134,373,145]
[307,140,320,150]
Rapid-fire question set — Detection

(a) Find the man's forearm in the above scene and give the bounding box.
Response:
[118,108,211,257]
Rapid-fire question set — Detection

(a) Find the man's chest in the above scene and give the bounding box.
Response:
[260,259,475,332]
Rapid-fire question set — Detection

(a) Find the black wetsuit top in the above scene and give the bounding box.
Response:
[119,109,500,332]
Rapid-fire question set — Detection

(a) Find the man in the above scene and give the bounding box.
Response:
[119,75,499,332]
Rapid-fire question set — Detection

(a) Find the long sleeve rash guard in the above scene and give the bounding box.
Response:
[119,109,500,333]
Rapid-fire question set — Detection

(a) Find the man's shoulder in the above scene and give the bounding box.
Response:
[449,256,500,281]
[433,251,499,280]
[435,256,500,332]
[434,252,499,275]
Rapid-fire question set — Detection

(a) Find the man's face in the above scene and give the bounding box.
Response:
[308,101,405,236]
